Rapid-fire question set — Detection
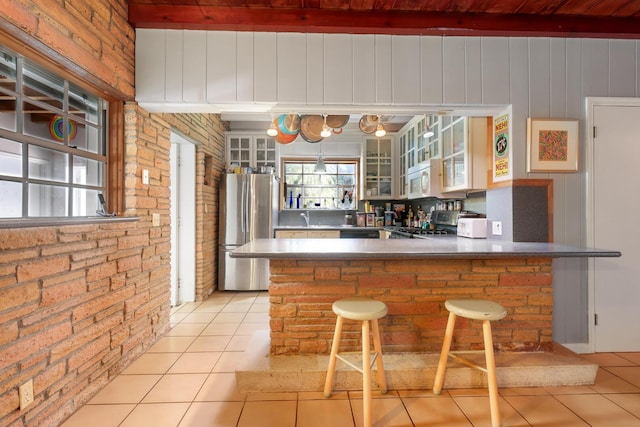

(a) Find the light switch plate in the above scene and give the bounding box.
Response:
[19,379,33,410]
[152,213,160,227]
[142,169,149,185]
[492,221,502,236]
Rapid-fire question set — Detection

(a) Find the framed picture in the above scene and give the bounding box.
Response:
[527,118,579,172]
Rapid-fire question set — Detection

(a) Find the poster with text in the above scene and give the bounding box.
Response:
[493,112,512,182]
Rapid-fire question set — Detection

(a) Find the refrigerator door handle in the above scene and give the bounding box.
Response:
[241,176,247,234]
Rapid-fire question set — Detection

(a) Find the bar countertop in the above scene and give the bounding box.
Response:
[231,237,621,259]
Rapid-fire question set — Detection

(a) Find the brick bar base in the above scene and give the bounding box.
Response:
[268,257,553,355]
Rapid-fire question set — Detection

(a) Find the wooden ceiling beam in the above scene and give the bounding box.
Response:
[128,5,640,38]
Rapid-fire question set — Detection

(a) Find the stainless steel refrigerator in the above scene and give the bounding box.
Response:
[218,173,279,291]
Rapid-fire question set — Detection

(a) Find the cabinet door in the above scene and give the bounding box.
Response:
[227,136,252,168]
[407,127,416,170]
[275,230,308,238]
[416,116,428,164]
[440,117,488,193]
[364,137,393,199]
[426,115,440,160]
[441,117,469,191]
[226,134,279,173]
[255,136,277,170]
[306,230,340,238]
[398,133,408,198]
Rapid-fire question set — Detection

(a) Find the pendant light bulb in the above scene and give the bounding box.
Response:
[320,114,331,138]
[315,140,326,173]
[375,122,386,137]
[314,155,326,173]
[267,121,278,137]
[424,116,434,138]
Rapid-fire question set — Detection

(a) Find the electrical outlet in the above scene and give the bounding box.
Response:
[152,213,160,227]
[19,379,34,410]
[492,221,503,236]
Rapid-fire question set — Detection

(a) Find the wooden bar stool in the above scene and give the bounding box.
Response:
[324,297,388,427]
[433,299,507,427]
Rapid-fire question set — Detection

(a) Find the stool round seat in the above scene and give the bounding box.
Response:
[333,297,388,321]
[445,299,506,321]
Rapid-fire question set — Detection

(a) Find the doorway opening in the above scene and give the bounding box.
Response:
[170,132,196,307]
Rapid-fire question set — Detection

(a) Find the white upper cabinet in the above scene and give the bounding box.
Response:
[226,133,278,173]
[362,136,394,200]
[440,117,488,193]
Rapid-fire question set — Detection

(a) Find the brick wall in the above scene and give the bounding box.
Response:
[0,219,170,427]
[1,0,135,99]
[269,257,553,355]
[0,2,228,426]
[0,106,226,427]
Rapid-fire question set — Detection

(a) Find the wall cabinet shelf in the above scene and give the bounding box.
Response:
[398,115,488,197]
[362,137,394,200]
[226,133,278,172]
[440,117,488,193]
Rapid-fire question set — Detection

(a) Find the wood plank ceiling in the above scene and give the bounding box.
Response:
[128,0,640,38]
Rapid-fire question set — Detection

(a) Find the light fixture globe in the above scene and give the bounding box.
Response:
[320,114,331,138]
[314,155,327,173]
[374,123,386,137]
[267,121,278,137]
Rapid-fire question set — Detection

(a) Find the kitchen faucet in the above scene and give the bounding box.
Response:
[300,211,310,227]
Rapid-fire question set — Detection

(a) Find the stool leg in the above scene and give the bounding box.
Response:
[433,311,457,395]
[324,315,343,398]
[482,320,501,427]
[371,319,387,393]
[362,320,372,427]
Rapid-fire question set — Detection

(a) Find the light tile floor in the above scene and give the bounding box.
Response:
[61,291,640,427]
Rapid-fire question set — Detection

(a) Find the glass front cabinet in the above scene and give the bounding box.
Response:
[397,116,423,198]
[440,117,489,193]
[362,137,394,199]
[226,133,278,172]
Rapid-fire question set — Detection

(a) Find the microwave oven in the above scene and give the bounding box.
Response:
[407,159,441,199]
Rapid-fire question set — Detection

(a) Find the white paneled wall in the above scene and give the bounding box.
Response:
[352,35,375,105]
[278,33,307,103]
[136,30,640,345]
[137,31,639,112]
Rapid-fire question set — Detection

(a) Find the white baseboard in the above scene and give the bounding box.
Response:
[559,342,593,354]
